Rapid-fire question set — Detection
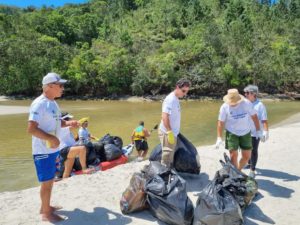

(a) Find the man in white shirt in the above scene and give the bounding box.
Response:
[244,85,269,178]
[27,72,79,222]
[159,78,191,168]
[215,89,262,171]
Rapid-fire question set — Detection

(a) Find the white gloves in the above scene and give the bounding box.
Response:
[215,137,223,149]
[255,130,263,140]
[261,130,269,142]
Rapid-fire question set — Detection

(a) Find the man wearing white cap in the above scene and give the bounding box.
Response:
[27,72,79,222]
[215,89,262,171]
[244,85,269,178]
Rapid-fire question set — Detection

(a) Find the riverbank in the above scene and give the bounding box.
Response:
[1,114,299,225]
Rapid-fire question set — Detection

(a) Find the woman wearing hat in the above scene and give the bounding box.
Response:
[215,89,262,171]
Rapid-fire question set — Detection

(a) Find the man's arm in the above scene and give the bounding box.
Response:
[251,114,260,131]
[162,112,171,131]
[217,120,224,138]
[27,121,60,148]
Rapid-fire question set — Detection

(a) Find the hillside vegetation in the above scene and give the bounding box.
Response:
[0,0,299,96]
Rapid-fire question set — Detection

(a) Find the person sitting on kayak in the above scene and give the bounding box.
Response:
[78,117,97,145]
[58,113,94,178]
[131,121,150,161]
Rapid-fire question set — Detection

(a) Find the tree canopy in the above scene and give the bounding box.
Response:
[0,0,299,96]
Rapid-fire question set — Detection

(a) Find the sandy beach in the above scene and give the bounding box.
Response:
[0,114,300,225]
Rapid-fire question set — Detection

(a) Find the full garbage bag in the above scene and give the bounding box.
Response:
[120,172,148,214]
[217,153,258,210]
[104,143,122,161]
[193,177,243,225]
[149,133,200,174]
[145,162,194,225]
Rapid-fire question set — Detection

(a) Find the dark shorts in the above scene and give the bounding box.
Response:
[134,140,148,151]
[59,146,71,161]
[33,151,59,182]
[225,131,252,151]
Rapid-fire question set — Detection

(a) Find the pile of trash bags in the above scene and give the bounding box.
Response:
[120,161,194,225]
[57,134,124,176]
[149,133,201,174]
[193,153,258,225]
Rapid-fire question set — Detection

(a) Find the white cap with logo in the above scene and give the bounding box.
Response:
[42,72,67,85]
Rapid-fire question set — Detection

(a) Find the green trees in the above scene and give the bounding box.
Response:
[0,0,299,96]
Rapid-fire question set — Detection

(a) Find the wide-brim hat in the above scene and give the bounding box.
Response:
[223,89,244,106]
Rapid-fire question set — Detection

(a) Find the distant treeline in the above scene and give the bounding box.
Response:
[0,0,299,96]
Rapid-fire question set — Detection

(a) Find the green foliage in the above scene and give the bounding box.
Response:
[0,0,299,96]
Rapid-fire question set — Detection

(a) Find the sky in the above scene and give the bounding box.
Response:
[0,0,88,8]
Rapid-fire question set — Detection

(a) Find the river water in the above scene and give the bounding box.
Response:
[0,99,299,192]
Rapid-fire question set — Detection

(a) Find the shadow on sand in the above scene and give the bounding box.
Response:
[256,168,300,182]
[57,207,132,225]
[244,203,275,225]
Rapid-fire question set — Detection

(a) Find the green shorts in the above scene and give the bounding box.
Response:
[225,131,252,151]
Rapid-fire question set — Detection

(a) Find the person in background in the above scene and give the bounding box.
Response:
[244,85,269,178]
[215,89,262,172]
[27,72,78,222]
[58,112,94,178]
[159,78,191,168]
[131,121,150,161]
[78,117,97,145]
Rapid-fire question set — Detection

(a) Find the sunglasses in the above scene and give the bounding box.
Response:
[181,88,188,94]
[244,92,253,95]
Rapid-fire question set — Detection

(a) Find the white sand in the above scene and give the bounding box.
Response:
[1,118,300,225]
[0,105,29,115]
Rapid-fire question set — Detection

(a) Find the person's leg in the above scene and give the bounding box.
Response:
[229,150,239,168]
[225,131,239,168]
[250,137,260,171]
[239,150,252,170]
[239,132,253,171]
[159,130,177,168]
[63,158,75,178]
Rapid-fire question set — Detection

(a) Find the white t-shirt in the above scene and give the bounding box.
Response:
[250,99,268,136]
[78,127,90,144]
[218,99,256,136]
[28,94,61,155]
[159,92,181,136]
[59,127,76,149]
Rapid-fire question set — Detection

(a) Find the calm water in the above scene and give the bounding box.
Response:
[0,99,299,192]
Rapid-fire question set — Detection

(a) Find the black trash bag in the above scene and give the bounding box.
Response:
[142,161,169,180]
[112,136,123,150]
[149,133,201,174]
[99,133,114,145]
[120,172,148,214]
[93,142,106,162]
[193,178,243,225]
[104,143,122,161]
[149,144,162,161]
[216,153,258,210]
[145,163,194,225]
[72,143,98,170]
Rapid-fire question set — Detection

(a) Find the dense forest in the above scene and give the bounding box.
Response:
[0,0,299,96]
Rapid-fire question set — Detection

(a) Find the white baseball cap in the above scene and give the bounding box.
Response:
[42,72,67,85]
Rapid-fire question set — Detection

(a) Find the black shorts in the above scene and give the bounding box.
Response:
[59,146,71,161]
[134,140,148,151]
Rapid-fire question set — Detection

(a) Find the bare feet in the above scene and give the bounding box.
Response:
[41,212,65,222]
[82,167,96,174]
[40,206,62,214]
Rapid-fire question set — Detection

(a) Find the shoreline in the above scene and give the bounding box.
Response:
[1,114,300,224]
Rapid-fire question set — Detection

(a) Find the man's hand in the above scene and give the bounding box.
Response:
[46,135,60,149]
[166,131,175,145]
[255,130,263,140]
[67,120,80,128]
[261,130,269,142]
[215,137,223,149]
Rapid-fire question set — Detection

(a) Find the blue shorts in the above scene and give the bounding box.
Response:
[33,152,59,182]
